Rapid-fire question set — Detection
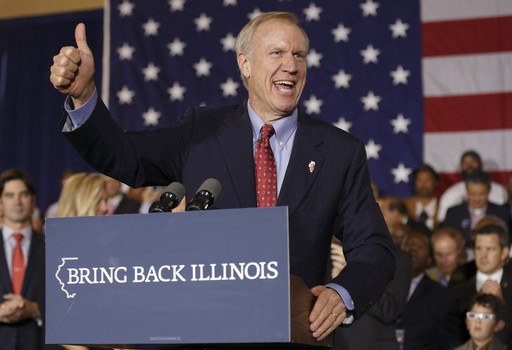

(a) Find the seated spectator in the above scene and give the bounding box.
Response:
[105,176,141,215]
[438,150,508,223]
[405,164,440,231]
[453,293,506,350]
[396,231,462,349]
[426,227,472,287]
[452,223,512,348]
[443,171,511,258]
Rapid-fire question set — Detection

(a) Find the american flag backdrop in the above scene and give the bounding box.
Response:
[102,0,512,198]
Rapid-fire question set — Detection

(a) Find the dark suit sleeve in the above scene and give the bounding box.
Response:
[330,139,396,319]
[60,97,191,188]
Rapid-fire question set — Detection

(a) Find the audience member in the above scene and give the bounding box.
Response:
[104,176,140,215]
[426,227,473,287]
[452,223,512,348]
[0,169,45,350]
[44,168,77,219]
[396,230,462,350]
[379,197,431,237]
[443,171,511,258]
[405,164,440,231]
[453,293,506,350]
[438,150,508,222]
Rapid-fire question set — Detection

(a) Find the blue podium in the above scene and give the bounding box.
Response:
[45,207,333,348]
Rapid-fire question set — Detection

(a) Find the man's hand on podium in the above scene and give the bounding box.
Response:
[309,286,345,341]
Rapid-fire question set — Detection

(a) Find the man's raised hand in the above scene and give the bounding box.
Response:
[50,23,95,108]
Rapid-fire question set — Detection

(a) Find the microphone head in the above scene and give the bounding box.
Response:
[198,178,222,198]
[161,182,186,202]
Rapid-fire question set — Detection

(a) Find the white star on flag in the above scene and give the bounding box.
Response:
[365,139,382,159]
[333,117,352,132]
[360,0,379,17]
[118,0,134,17]
[194,13,212,31]
[389,19,409,38]
[142,107,161,126]
[167,82,186,101]
[223,0,237,6]
[117,43,135,60]
[391,113,411,134]
[361,91,381,111]
[117,86,135,104]
[167,38,186,56]
[168,0,186,12]
[220,33,236,52]
[303,3,322,22]
[332,69,352,89]
[303,95,323,115]
[194,58,213,77]
[391,163,412,184]
[220,78,239,97]
[142,62,160,81]
[307,49,323,68]
[390,65,411,85]
[361,44,380,64]
[331,23,351,43]
[142,18,160,36]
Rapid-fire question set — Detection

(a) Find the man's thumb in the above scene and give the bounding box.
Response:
[75,23,90,52]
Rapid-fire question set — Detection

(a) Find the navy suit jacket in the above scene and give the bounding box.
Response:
[61,98,395,319]
[0,231,45,350]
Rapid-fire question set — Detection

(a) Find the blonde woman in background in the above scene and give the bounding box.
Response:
[55,172,108,218]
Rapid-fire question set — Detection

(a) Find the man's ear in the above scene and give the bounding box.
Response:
[237,52,251,80]
[494,319,505,332]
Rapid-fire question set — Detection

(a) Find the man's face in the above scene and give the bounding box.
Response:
[403,232,432,277]
[433,235,459,278]
[105,177,122,198]
[466,183,490,209]
[475,234,509,275]
[238,20,307,122]
[0,179,34,227]
[414,171,437,197]
[461,155,481,176]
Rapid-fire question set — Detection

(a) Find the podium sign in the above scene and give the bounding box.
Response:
[46,207,290,346]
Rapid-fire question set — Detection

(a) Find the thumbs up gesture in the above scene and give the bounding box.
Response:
[50,23,95,108]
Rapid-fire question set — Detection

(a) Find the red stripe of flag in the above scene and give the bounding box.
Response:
[424,92,512,132]
[422,16,512,57]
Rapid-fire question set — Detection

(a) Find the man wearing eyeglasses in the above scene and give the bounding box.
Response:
[453,223,512,348]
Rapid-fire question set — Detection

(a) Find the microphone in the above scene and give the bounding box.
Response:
[186,178,222,211]
[148,182,186,213]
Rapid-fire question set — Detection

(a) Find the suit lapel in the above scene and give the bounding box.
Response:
[216,102,257,207]
[277,110,324,216]
[21,232,42,296]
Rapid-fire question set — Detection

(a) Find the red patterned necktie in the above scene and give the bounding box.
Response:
[12,233,25,295]
[255,124,277,207]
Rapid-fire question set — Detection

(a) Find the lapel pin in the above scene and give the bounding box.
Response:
[308,161,316,173]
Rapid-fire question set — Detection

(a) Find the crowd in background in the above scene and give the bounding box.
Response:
[0,148,511,350]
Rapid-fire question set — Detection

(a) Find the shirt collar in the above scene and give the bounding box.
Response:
[247,99,298,146]
[476,268,503,290]
[2,224,33,242]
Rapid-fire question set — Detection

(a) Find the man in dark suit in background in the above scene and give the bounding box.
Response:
[0,169,45,350]
[49,12,395,341]
[443,170,511,257]
[397,231,462,350]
